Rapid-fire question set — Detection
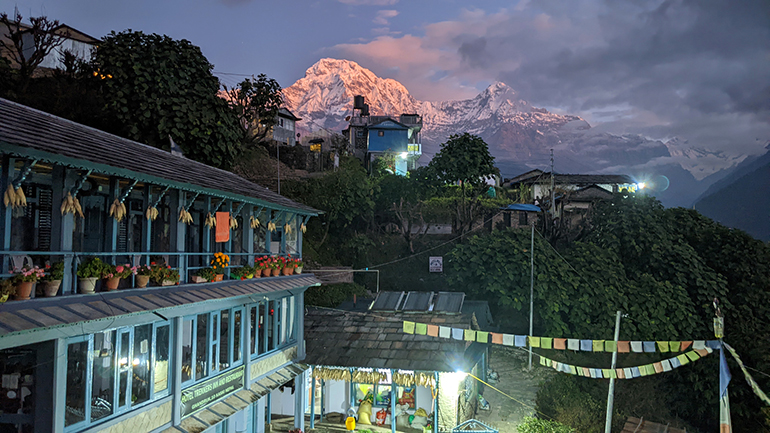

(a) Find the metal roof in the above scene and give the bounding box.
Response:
[501,204,542,212]
[401,291,434,311]
[0,98,317,215]
[370,291,404,311]
[433,292,465,313]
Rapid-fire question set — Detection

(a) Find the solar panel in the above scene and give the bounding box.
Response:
[401,292,433,311]
[433,292,465,313]
[370,291,404,311]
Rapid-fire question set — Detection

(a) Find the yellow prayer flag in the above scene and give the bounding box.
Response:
[657,341,670,352]
[464,329,476,341]
[592,340,604,352]
[686,351,701,361]
[677,354,690,366]
[403,321,415,334]
[415,323,428,335]
[529,336,541,348]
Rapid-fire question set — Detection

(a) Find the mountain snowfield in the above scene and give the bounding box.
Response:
[283,58,742,205]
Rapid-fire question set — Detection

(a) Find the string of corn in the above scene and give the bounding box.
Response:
[108,199,127,222]
[59,192,84,218]
[249,216,261,229]
[204,212,216,228]
[146,206,159,221]
[178,208,193,224]
[3,186,27,209]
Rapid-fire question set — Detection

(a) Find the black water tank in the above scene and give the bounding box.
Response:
[354,95,365,109]
[361,103,370,116]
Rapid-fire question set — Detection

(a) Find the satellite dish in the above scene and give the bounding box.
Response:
[345,116,351,121]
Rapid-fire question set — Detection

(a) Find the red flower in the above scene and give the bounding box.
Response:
[151,262,156,265]
[167,265,171,269]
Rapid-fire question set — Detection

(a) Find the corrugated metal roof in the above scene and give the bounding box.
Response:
[0,98,317,214]
[401,291,433,311]
[0,275,321,337]
[433,292,465,313]
[370,291,404,311]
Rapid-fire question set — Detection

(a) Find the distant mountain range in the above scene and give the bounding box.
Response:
[283,58,751,208]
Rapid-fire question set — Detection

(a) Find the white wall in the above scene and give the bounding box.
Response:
[270,387,295,416]
[324,379,350,414]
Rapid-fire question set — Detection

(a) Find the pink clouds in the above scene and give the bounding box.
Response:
[373,9,399,25]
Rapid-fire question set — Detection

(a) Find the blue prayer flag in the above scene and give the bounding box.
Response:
[707,340,721,350]
[643,341,656,352]
[514,335,527,347]
[631,367,641,378]
[720,343,731,398]
[580,340,592,351]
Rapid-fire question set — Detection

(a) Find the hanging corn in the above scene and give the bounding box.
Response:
[146,206,159,221]
[249,215,261,229]
[229,215,238,230]
[204,212,216,228]
[301,223,307,233]
[284,223,292,234]
[4,186,27,209]
[60,192,84,218]
[178,208,193,224]
[108,198,127,222]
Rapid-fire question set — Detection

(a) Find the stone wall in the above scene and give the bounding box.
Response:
[93,400,172,433]
[251,346,298,379]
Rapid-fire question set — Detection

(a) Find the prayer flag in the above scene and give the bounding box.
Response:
[604,341,617,353]
[593,368,603,378]
[580,340,593,351]
[491,333,503,345]
[686,351,701,361]
[503,334,515,346]
[707,340,721,350]
[669,341,681,352]
[567,339,579,351]
[618,341,630,353]
[643,341,656,352]
[617,368,625,379]
[639,365,650,377]
[661,360,673,372]
[653,362,664,374]
[590,369,598,378]
[631,367,641,378]
[681,341,692,350]
[540,357,548,366]
[439,326,451,339]
[623,368,633,379]
[582,367,591,377]
[415,323,428,335]
[427,324,439,337]
[677,354,690,366]
[593,340,605,352]
[554,338,567,350]
[464,329,476,341]
[646,364,657,375]
[403,321,415,334]
[452,328,464,340]
[569,365,578,375]
[671,357,682,368]
[514,335,527,347]
[602,369,612,378]
[630,341,643,353]
[695,348,711,357]
[476,331,489,343]
[693,340,706,350]
[657,341,670,352]
[529,336,541,348]
[541,337,553,349]
[552,361,560,370]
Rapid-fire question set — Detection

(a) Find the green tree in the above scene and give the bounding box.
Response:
[375,171,435,253]
[0,12,67,91]
[428,133,499,235]
[224,74,283,145]
[93,30,243,169]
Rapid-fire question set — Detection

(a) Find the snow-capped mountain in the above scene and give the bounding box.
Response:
[284,58,743,205]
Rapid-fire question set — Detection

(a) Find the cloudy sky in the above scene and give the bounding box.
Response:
[4,0,769,157]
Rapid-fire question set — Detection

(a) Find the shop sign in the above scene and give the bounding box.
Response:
[429,256,443,273]
[180,365,244,417]
[215,212,230,242]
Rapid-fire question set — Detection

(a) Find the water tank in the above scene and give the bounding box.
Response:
[354,95,365,110]
[360,103,370,116]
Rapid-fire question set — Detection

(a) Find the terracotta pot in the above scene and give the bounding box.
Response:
[13,281,34,300]
[136,275,150,288]
[253,271,261,278]
[271,268,280,277]
[190,275,207,284]
[295,267,303,275]
[104,277,121,291]
[161,280,177,286]
[282,267,293,276]
[40,280,62,297]
[213,274,224,282]
[262,268,271,277]
[78,277,98,294]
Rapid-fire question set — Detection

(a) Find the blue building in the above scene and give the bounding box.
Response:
[0,98,320,433]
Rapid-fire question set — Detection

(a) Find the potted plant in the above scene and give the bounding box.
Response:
[39,262,64,297]
[255,257,272,277]
[136,264,153,288]
[192,267,214,284]
[0,279,13,303]
[77,257,104,294]
[101,264,120,291]
[209,252,229,281]
[294,258,303,274]
[281,256,294,276]
[270,257,281,277]
[10,265,45,300]
[153,265,180,286]
[108,263,137,290]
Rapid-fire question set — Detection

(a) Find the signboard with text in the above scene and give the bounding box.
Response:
[429,256,443,273]
[180,365,244,417]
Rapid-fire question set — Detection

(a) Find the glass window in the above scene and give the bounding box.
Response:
[118,331,130,408]
[154,325,170,394]
[375,385,392,406]
[259,303,266,355]
[280,298,287,344]
[219,309,230,370]
[250,306,257,356]
[181,319,193,383]
[91,330,116,422]
[132,324,152,405]
[65,340,88,427]
[287,296,295,342]
[266,303,275,352]
[211,313,219,373]
[196,314,209,381]
[233,310,242,363]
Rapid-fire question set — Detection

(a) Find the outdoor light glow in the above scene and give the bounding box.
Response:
[132,358,141,366]
[400,152,408,159]
[637,182,646,189]
[119,357,128,366]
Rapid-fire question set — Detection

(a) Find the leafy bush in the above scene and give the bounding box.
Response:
[517,417,575,433]
[535,374,607,433]
[77,257,104,279]
[304,283,368,308]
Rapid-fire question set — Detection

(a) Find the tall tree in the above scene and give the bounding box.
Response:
[224,74,283,146]
[428,133,499,235]
[0,12,67,91]
[93,30,243,169]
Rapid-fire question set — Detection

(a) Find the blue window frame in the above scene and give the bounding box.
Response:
[181,307,244,389]
[248,295,296,360]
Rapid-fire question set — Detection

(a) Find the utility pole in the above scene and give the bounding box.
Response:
[277,140,281,195]
[528,223,534,370]
[604,311,622,433]
[714,298,731,432]
[550,149,555,216]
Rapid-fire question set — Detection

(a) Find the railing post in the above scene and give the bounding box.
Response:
[244,204,254,266]
[107,177,120,264]
[170,190,187,283]
[1,156,14,273]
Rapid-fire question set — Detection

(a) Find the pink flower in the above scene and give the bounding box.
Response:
[116,265,125,273]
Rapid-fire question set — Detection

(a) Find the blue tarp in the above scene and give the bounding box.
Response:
[501,203,542,212]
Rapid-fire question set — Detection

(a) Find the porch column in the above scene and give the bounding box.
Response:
[296,291,306,359]
[106,177,120,263]
[243,204,254,265]
[1,156,14,272]
[51,166,75,294]
[203,196,212,256]
[433,372,439,433]
[391,369,397,433]
[243,303,252,386]
[51,338,67,432]
[310,367,316,429]
[172,316,183,425]
[169,190,187,282]
[294,369,307,431]
[265,209,272,255]
[255,396,266,433]
[141,185,153,265]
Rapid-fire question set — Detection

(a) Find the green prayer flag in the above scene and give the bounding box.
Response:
[657,341,670,352]
[464,329,476,341]
[476,331,489,343]
[647,364,657,375]
[639,365,650,376]
[546,358,552,367]
[540,356,547,366]
[609,369,617,379]
[669,341,681,352]
[541,337,553,349]
[602,369,612,378]
[604,341,617,352]
[403,321,415,334]
[592,340,605,352]
[569,365,578,375]
[677,354,690,366]
[529,336,541,348]
[686,350,701,361]
[415,323,428,335]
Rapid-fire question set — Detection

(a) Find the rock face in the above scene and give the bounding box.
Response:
[284,58,744,206]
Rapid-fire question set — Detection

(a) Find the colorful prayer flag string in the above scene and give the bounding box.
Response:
[723,342,770,405]
[536,349,713,379]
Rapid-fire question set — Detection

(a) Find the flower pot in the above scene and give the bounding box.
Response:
[78,277,98,294]
[136,275,150,288]
[104,277,121,291]
[282,267,293,276]
[271,268,280,277]
[262,268,271,277]
[253,271,261,278]
[40,280,62,297]
[213,274,224,282]
[161,280,177,286]
[13,281,34,300]
[295,266,303,275]
[191,275,207,284]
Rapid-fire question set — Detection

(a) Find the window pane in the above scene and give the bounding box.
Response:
[65,341,88,427]
[219,310,230,370]
[250,307,257,356]
[196,314,209,380]
[259,303,266,355]
[288,296,295,341]
[233,310,242,363]
[91,331,116,422]
[280,298,288,344]
[181,319,193,383]
[211,313,218,373]
[267,302,275,351]
[154,325,170,394]
[118,332,130,408]
[132,324,152,405]
[375,385,392,406]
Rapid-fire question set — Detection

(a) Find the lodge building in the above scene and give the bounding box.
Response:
[0,98,320,433]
